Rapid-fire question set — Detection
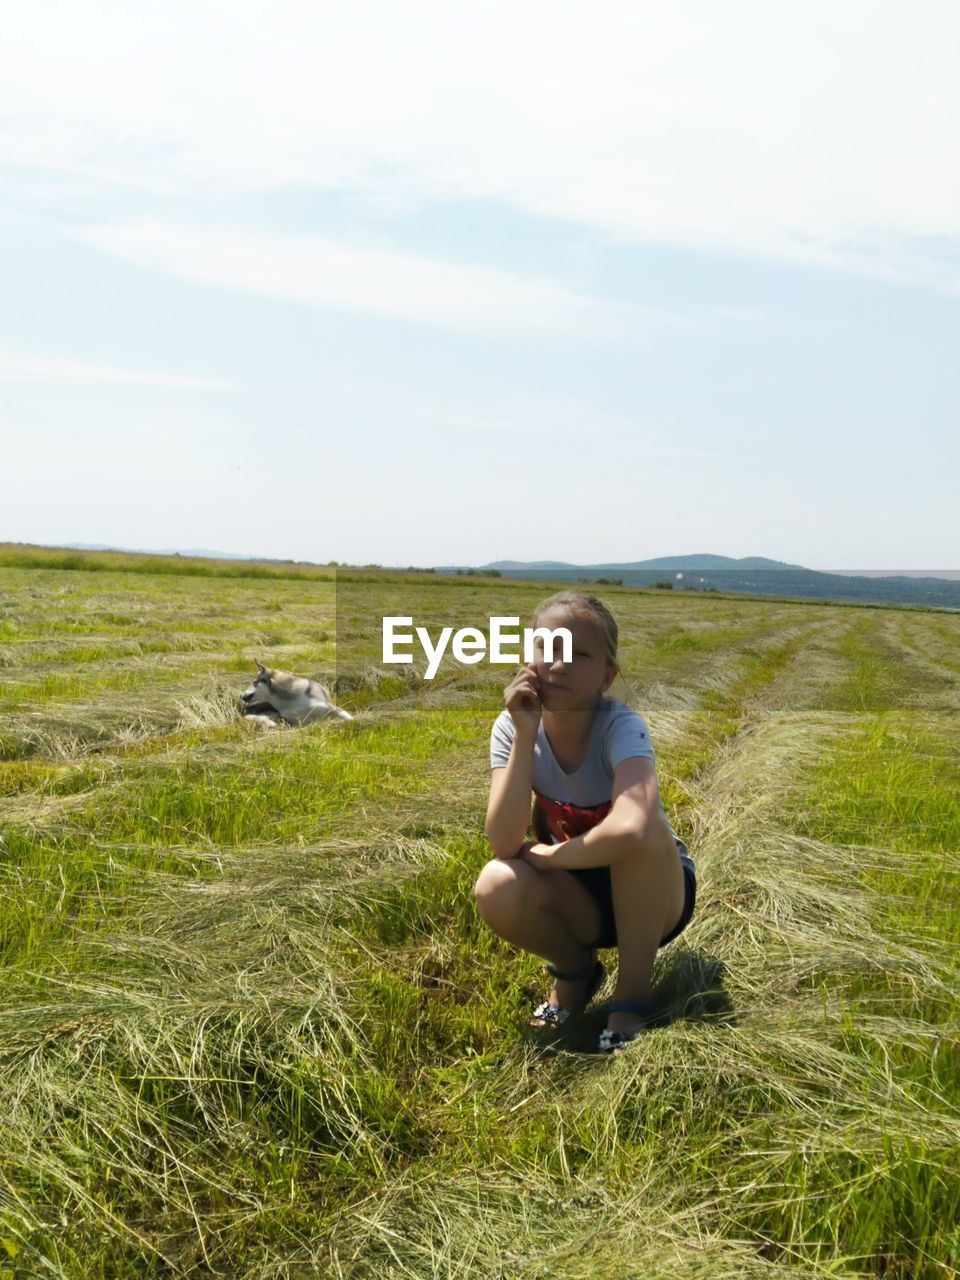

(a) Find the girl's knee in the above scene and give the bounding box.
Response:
[474,857,533,921]
[634,813,680,861]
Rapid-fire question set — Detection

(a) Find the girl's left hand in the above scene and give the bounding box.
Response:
[519,842,559,869]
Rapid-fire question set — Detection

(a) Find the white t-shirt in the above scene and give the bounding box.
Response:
[489,696,695,878]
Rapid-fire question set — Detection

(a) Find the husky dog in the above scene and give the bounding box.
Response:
[240,664,352,727]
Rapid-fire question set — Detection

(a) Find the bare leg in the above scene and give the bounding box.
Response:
[474,857,603,1013]
[607,816,686,1034]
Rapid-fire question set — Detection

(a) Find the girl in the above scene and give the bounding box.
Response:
[474,592,696,1053]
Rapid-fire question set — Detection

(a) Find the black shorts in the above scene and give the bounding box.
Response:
[568,839,696,951]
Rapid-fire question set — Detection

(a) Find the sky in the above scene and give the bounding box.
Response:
[2,1,958,570]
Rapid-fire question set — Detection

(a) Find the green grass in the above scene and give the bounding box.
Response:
[0,543,337,580]
[0,556,957,1277]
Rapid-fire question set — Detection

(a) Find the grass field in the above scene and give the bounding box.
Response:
[1,548,958,1278]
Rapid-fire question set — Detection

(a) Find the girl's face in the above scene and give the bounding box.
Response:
[531,606,617,711]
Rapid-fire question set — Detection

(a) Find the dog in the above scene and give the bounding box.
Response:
[240,664,352,726]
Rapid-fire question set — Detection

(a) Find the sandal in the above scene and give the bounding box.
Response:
[530,957,606,1029]
[597,999,657,1053]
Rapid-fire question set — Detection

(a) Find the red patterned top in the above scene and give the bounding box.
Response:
[534,791,611,844]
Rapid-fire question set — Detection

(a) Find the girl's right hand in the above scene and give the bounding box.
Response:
[504,663,542,736]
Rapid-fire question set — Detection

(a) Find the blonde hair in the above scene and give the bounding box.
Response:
[530,591,634,697]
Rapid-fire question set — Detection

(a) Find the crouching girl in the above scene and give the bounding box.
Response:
[474,592,696,1053]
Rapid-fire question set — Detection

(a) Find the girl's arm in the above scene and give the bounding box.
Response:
[485,666,542,859]
[484,730,537,858]
[523,757,663,870]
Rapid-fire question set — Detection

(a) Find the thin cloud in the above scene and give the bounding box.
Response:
[3,3,960,287]
[82,220,665,339]
[393,384,745,461]
[0,349,229,389]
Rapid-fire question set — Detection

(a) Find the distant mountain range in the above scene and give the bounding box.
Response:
[435,555,960,610]
[63,543,266,561]
[54,545,960,608]
[486,555,807,572]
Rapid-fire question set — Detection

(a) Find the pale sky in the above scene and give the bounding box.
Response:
[2,2,958,569]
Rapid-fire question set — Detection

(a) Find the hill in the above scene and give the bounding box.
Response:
[430,555,960,610]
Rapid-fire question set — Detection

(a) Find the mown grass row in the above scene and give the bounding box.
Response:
[0,568,338,770]
[0,647,338,713]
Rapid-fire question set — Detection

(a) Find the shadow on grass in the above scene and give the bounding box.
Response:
[528,951,734,1057]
